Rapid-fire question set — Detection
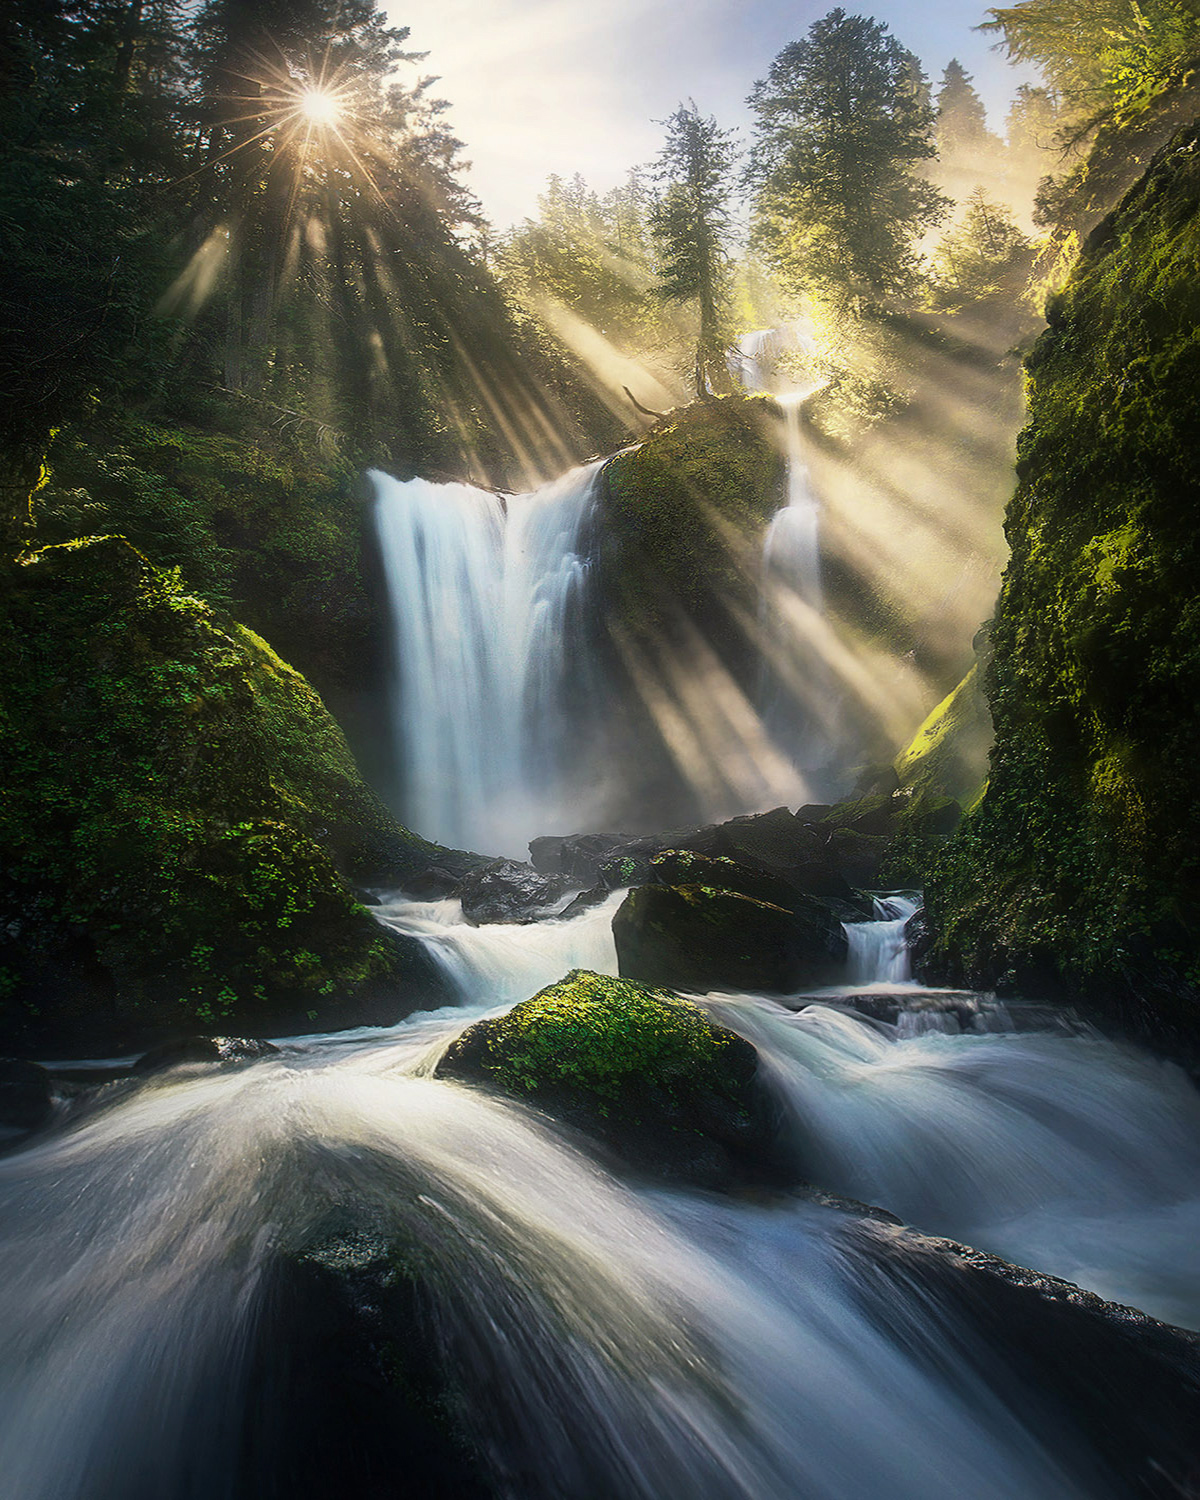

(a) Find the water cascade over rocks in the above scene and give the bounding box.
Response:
[843,894,922,985]
[2,897,1200,1497]
[372,463,602,855]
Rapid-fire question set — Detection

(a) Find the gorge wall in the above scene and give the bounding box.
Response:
[927,123,1200,1042]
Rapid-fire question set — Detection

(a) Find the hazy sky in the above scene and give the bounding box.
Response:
[384,1,1037,227]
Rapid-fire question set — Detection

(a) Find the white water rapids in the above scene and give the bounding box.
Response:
[2,895,1198,1497]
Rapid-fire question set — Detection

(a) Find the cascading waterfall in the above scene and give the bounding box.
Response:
[372,462,602,855]
[2,898,1200,1498]
[842,893,921,985]
[762,399,823,613]
[758,397,833,775]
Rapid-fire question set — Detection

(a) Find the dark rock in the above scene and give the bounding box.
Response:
[131,1035,282,1076]
[0,1058,54,1130]
[530,833,629,885]
[614,884,846,994]
[841,1217,1200,1500]
[456,859,572,926]
[238,1226,495,1500]
[404,865,471,900]
[438,969,791,1190]
[649,849,819,913]
[717,805,816,871]
[824,828,889,888]
[552,886,611,921]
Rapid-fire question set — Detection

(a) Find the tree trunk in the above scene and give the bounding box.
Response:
[0,446,48,560]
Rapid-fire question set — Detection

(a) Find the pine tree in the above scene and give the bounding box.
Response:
[649,103,739,398]
[748,8,949,308]
[936,59,992,157]
[933,188,1033,300]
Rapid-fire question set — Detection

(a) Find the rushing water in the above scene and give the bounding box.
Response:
[372,463,601,855]
[1,895,1199,1497]
[842,894,921,985]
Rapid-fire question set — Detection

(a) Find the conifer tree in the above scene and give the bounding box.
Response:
[748,8,949,308]
[936,59,992,157]
[649,103,739,397]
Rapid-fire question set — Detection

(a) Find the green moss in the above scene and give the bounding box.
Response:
[928,123,1200,1020]
[479,968,738,1108]
[33,416,373,704]
[599,393,784,635]
[0,536,440,1046]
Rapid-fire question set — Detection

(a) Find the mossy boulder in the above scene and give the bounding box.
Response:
[34,418,386,743]
[927,123,1200,1038]
[438,969,785,1188]
[0,537,454,1052]
[598,393,784,640]
[613,883,846,994]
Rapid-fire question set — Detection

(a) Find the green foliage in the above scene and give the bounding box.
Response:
[933,190,1035,304]
[748,8,950,308]
[650,104,740,397]
[34,415,371,699]
[0,536,434,1042]
[983,0,1200,120]
[476,969,738,1108]
[928,124,1200,1016]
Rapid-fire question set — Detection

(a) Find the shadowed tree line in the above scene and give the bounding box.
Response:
[0,0,621,546]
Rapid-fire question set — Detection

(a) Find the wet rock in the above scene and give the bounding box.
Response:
[648,849,868,919]
[0,1058,54,1130]
[614,884,846,994]
[529,833,628,884]
[240,1226,495,1500]
[131,1035,281,1077]
[402,864,465,899]
[456,859,573,925]
[552,886,611,921]
[841,1217,1200,1500]
[438,969,790,1189]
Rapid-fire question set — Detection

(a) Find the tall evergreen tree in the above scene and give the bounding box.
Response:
[748,9,949,308]
[936,59,992,156]
[650,103,738,397]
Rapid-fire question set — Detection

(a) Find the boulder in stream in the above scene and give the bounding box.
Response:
[455,858,573,925]
[131,1035,282,1077]
[437,969,788,1189]
[614,883,846,994]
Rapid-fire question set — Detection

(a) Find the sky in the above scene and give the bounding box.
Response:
[383,0,1039,227]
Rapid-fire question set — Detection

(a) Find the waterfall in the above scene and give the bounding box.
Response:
[763,400,823,612]
[758,398,831,775]
[842,895,921,985]
[372,462,601,856]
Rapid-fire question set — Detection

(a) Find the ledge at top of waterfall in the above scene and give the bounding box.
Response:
[371,462,605,859]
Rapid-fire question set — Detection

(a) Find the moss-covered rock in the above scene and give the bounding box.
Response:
[927,123,1200,1038]
[438,969,784,1187]
[613,883,845,994]
[0,537,454,1052]
[33,417,387,749]
[598,393,784,638]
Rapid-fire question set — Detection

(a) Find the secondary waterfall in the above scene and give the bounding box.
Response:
[843,894,921,985]
[372,463,601,855]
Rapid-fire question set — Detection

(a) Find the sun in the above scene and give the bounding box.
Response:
[299,88,343,128]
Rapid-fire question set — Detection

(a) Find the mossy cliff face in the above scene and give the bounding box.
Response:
[0,537,450,1052]
[927,125,1200,1035]
[598,394,784,642]
[33,417,388,764]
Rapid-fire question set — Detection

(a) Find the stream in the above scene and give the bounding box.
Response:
[1,894,1198,1497]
